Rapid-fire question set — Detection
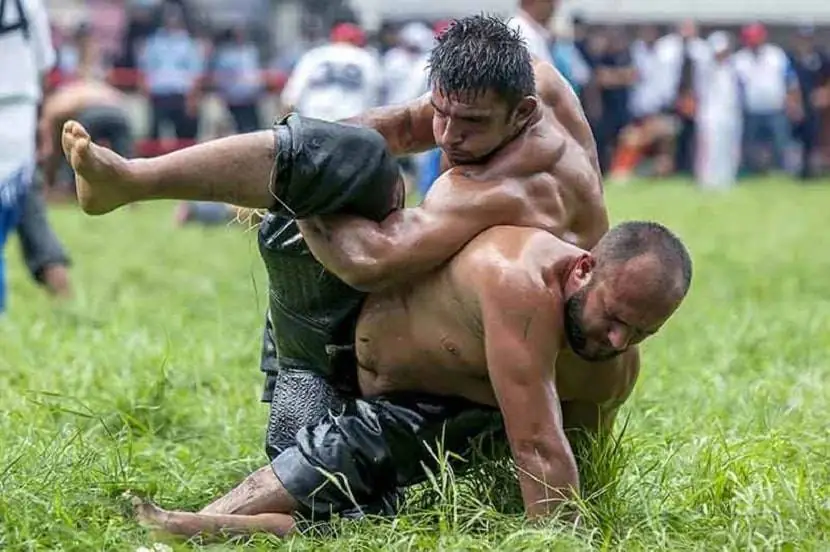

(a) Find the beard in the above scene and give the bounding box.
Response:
[564,288,620,363]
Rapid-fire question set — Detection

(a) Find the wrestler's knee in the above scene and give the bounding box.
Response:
[264,367,345,460]
[272,114,402,221]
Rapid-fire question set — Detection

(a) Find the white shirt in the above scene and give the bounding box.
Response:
[733,44,791,113]
[281,43,382,122]
[506,10,553,66]
[383,47,423,105]
[697,56,742,123]
[0,0,55,103]
[654,33,710,103]
[630,40,670,117]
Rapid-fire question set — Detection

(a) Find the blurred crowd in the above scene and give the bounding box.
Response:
[45,0,830,196]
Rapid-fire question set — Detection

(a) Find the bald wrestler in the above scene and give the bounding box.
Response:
[63,16,612,520]
[130,220,691,538]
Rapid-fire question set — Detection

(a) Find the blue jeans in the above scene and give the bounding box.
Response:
[742,111,791,174]
[1,166,32,313]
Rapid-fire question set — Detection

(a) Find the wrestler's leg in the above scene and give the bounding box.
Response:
[133,465,299,538]
[135,502,294,539]
[62,121,275,215]
[63,113,399,218]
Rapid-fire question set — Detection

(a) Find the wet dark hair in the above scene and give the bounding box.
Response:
[594,221,693,296]
[427,15,535,109]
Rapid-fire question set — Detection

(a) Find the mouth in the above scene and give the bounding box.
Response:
[445,150,476,164]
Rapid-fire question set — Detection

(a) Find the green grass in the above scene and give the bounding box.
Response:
[2,179,830,550]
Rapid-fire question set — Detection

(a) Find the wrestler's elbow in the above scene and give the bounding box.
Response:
[338,258,386,291]
[336,248,395,292]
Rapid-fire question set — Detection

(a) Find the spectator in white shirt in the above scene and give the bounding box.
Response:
[695,31,743,189]
[655,20,709,175]
[0,0,56,313]
[608,25,676,182]
[382,22,433,106]
[281,22,382,122]
[506,0,557,66]
[733,22,801,174]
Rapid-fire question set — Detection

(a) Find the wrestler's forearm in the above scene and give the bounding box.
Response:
[129,131,278,208]
[341,98,435,156]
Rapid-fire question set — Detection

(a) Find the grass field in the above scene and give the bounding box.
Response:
[1,179,829,551]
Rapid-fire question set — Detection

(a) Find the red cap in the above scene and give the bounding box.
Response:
[330,22,366,47]
[433,20,452,38]
[741,23,767,47]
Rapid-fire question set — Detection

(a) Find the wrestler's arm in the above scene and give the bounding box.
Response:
[297,171,525,291]
[479,273,579,519]
[340,94,436,155]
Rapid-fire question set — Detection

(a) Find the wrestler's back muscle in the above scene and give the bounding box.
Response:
[431,60,607,250]
[355,226,635,410]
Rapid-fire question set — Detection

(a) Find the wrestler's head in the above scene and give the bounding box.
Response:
[427,15,537,165]
[563,222,693,362]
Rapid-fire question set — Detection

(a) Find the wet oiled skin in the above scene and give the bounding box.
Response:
[354,61,629,409]
[356,227,634,409]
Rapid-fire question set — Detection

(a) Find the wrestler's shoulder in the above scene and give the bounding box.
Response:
[456,227,574,290]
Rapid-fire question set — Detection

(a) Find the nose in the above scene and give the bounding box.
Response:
[607,324,632,351]
[440,121,464,148]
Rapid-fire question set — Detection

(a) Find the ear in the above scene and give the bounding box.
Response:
[511,96,538,128]
[571,253,596,285]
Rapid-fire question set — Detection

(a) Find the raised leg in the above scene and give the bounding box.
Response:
[61,120,276,215]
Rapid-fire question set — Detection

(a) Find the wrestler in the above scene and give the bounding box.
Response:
[131,219,692,538]
[38,78,133,190]
[62,16,609,463]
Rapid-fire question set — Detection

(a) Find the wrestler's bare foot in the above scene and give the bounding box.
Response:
[62,120,136,215]
[132,496,175,533]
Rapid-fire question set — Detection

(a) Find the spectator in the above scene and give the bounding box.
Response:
[655,20,709,176]
[734,22,801,175]
[84,0,128,68]
[382,22,432,106]
[117,1,160,77]
[0,0,55,314]
[506,0,557,66]
[594,27,638,175]
[280,22,382,122]
[695,32,743,189]
[550,20,591,94]
[57,23,105,82]
[788,25,830,180]
[212,25,264,133]
[608,24,675,181]
[138,3,205,145]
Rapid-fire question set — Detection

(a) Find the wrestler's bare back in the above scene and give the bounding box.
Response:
[355,226,635,411]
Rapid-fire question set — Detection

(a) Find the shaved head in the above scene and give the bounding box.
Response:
[592,221,692,300]
[564,221,692,361]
